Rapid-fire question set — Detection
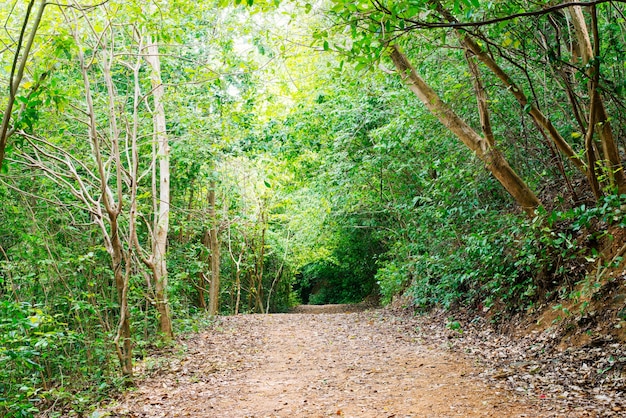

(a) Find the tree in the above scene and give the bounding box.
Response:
[326,0,626,207]
[567,2,626,194]
[11,3,179,374]
[389,44,541,212]
[0,0,47,172]
[207,180,221,315]
[143,35,174,338]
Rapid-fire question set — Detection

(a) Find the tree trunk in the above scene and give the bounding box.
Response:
[266,230,290,314]
[256,212,267,313]
[389,45,541,213]
[234,268,242,315]
[568,3,626,193]
[110,224,133,377]
[0,0,46,172]
[465,51,495,146]
[431,2,586,175]
[197,271,207,309]
[76,33,133,377]
[208,182,221,315]
[145,37,173,339]
[227,224,244,315]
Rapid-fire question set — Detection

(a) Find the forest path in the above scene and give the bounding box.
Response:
[108,309,548,417]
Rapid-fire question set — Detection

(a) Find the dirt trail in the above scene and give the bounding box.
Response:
[108,308,552,417]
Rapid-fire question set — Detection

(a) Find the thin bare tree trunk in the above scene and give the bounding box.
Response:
[227,224,244,315]
[0,0,46,171]
[102,40,134,379]
[568,3,626,193]
[256,210,267,313]
[266,230,290,313]
[197,271,207,309]
[208,182,221,315]
[111,226,133,378]
[73,24,132,377]
[234,269,242,314]
[390,45,541,213]
[144,36,173,338]
[465,51,495,146]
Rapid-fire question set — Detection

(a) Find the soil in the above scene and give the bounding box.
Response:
[105,306,568,418]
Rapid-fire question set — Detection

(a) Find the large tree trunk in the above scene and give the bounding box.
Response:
[208,182,221,315]
[145,37,173,339]
[389,45,541,213]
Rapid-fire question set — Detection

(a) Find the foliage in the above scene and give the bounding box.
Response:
[0,296,117,417]
[3,0,626,414]
[376,201,529,311]
[298,221,383,305]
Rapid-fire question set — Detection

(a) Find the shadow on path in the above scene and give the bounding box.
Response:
[289,304,371,314]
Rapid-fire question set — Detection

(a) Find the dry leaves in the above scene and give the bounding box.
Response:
[105,309,553,417]
[388,307,625,417]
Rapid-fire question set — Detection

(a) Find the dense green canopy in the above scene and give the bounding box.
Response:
[2,0,626,415]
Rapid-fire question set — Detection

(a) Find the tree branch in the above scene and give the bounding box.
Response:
[396,1,626,30]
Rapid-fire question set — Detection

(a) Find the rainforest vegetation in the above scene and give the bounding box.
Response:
[1,0,626,416]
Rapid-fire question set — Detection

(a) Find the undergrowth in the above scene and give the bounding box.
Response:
[0,295,215,417]
[376,193,626,315]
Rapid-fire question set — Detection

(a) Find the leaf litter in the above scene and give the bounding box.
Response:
[104,305,622,417]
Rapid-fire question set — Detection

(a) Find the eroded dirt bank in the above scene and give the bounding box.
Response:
[105,308,566,417]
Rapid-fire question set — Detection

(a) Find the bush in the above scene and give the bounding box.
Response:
[0,301,93,417]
